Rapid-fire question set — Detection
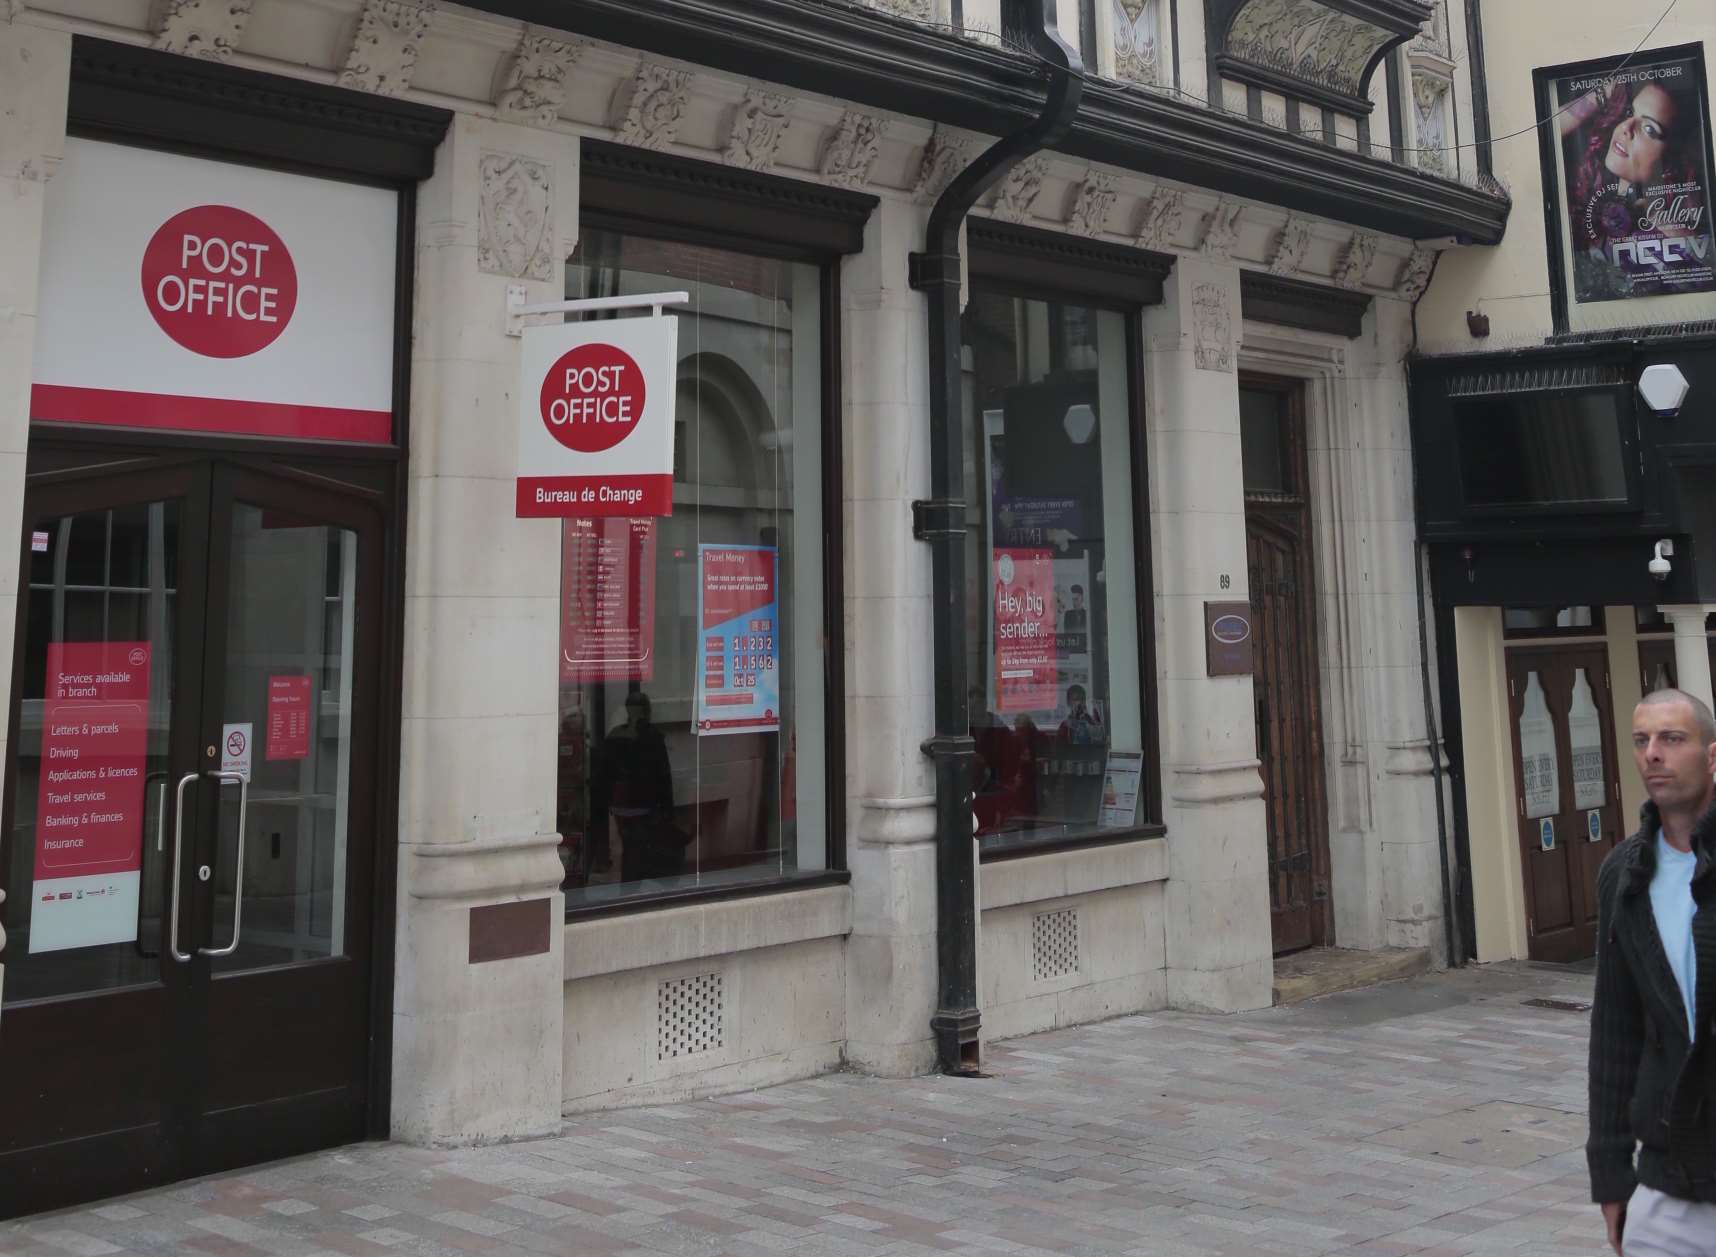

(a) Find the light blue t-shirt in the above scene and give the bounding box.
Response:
[1650,831,1699,1040]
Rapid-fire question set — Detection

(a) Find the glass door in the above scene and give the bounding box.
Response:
[0,459,382,1215]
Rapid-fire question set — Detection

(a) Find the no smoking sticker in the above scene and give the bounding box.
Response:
[221,722,253,783]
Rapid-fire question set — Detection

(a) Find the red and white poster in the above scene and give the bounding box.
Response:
[515,315,678,518]
[561,517,657,683]
[31,641,152,954]
[993,548,1055,713]
[266,674,314,761]
[31,138,397,443]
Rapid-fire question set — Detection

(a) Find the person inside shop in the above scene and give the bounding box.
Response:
[1056,683,1103,745]
[1587,687,1716,1255]
[591,689,684,884]
[1061,584,1088,632]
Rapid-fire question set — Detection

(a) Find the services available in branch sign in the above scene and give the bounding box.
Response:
[515,315,678,518]
[32,641,152,954]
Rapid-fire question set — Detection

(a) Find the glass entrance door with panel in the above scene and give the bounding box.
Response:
[0,458,381,1217]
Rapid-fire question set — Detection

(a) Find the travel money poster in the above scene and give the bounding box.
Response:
[32,641,152,953]
[1546,46,1715,303]
[695,544,779,736]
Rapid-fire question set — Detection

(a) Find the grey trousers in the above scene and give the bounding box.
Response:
[1624,1185,1716,1257]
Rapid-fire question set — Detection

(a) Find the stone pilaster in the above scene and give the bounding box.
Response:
[1142,256,1273,1012]
[392,113,575,1142]
[1659,605,1716,711]
[842,198,941,1075]
[0,22,72,1014]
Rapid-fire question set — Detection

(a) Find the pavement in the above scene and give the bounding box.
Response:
[1,961,1607,1257]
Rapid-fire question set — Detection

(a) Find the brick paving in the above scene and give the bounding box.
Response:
[1,961,1607,1257]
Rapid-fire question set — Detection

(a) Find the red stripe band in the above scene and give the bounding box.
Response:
[31,384,392,444]
[516,475,673,518]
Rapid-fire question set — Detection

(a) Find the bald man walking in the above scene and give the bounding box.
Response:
[1588,688,1716,1255]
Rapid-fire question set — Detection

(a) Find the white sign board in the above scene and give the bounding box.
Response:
[32,137,398,443]
[515,315,678,517]
[221,722,254,784]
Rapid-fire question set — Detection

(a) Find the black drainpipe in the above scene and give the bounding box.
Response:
[907,0,1083,1076]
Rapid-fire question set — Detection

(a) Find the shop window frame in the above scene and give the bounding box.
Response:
[964,220,1168,863]
[561,143,874,920]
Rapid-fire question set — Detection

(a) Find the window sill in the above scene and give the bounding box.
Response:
[563,872,851,982]
[979,830,1168,913]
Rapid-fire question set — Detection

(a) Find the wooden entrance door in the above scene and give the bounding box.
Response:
[1241,379,1331,956]
[1504,647,1621,962]
[1,457,384,1216]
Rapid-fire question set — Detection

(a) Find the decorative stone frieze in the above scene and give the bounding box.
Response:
[1334,230,1378,289]
[339,0,433,98]
[614,62,694,151]
[912,128,973,205]
[819,111,886,189]
[990,157,1046,223]
[1395,246,1436,301]
[1268,212,1312,275]
[724,88,793,171]
[153,0,253,60]
[1066,170,1117,238]
[1411,71,1451,176]
[1192,283,1233,373]
[865,0,931,16]
[1134,187,1186,251]
[1112,0,1161,86]
[495,27,583,128]
[477,152,554,282]
[1200,198,1244,259]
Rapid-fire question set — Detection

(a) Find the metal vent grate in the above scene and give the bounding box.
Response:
[1032,908,1080,981]
[658,972,724,1060]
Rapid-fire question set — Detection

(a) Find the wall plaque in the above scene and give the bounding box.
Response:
[1205,601,1255,677]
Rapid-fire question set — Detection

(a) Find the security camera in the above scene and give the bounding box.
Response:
[1650,539,1674,581]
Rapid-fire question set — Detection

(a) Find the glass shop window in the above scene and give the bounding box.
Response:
[961,290,1148,853]
[556,229,828,908]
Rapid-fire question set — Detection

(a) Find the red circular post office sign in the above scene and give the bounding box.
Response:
[140,205,297,358]
[539,343,647,454]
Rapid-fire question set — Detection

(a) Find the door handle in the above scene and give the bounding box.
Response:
[199,771,249,959]
[168,772,199,963]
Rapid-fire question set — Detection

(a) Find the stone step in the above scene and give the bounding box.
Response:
[1271,946,1434,1006]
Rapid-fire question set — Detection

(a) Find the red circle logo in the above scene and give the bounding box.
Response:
[539,343,647,454]
[141,205,297,358]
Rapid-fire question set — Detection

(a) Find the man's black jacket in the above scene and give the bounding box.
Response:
[1587,798,1716,1204]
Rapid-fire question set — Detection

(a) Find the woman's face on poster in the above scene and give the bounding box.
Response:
[1605,84,1678,187]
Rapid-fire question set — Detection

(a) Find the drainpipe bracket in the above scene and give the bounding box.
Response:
[908,249,961,292]
[911,498,966,541]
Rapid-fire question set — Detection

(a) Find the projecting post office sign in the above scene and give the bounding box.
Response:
[1205,601,1255,677]
[515,315,678,518]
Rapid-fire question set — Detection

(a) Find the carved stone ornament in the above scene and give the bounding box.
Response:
[339,0,433,98]
[615,63,694,152]
[495,27,583,127]
[1395,246,1436,301]
[1410,0,1449,58]
[1412,70,1451,176]
[724,89,793,171]
[1224,0,1395,100]
[865,0,931,17]
[913,129,974,205]
[1135,187,1186,251]
[1334,231,1378,289]
[1269,213,1312,275]
[478,152,554,282]
[991,157,1046,223]
[1066,171,1118,238]
[1200,198,1245,259]
[1112,0,1161,86]
[1192,283,1234,373]
[819,111,886,189]
[153,0,254,61]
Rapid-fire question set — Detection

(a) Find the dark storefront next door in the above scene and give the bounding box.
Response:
[1505,647,1621,962]
[1,456,383,1215]
[1241,379,1331,956]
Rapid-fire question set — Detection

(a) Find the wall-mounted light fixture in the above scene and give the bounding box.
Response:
[1638,363,1690,418]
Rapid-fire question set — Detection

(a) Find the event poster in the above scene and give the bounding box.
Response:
[561,517,657,684]
[31,641,151,953]
[1548,47,1715,303]
[696,544,779,736]
[992,548,1056,713]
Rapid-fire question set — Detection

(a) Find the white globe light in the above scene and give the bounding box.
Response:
[1638,363,1690,417]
